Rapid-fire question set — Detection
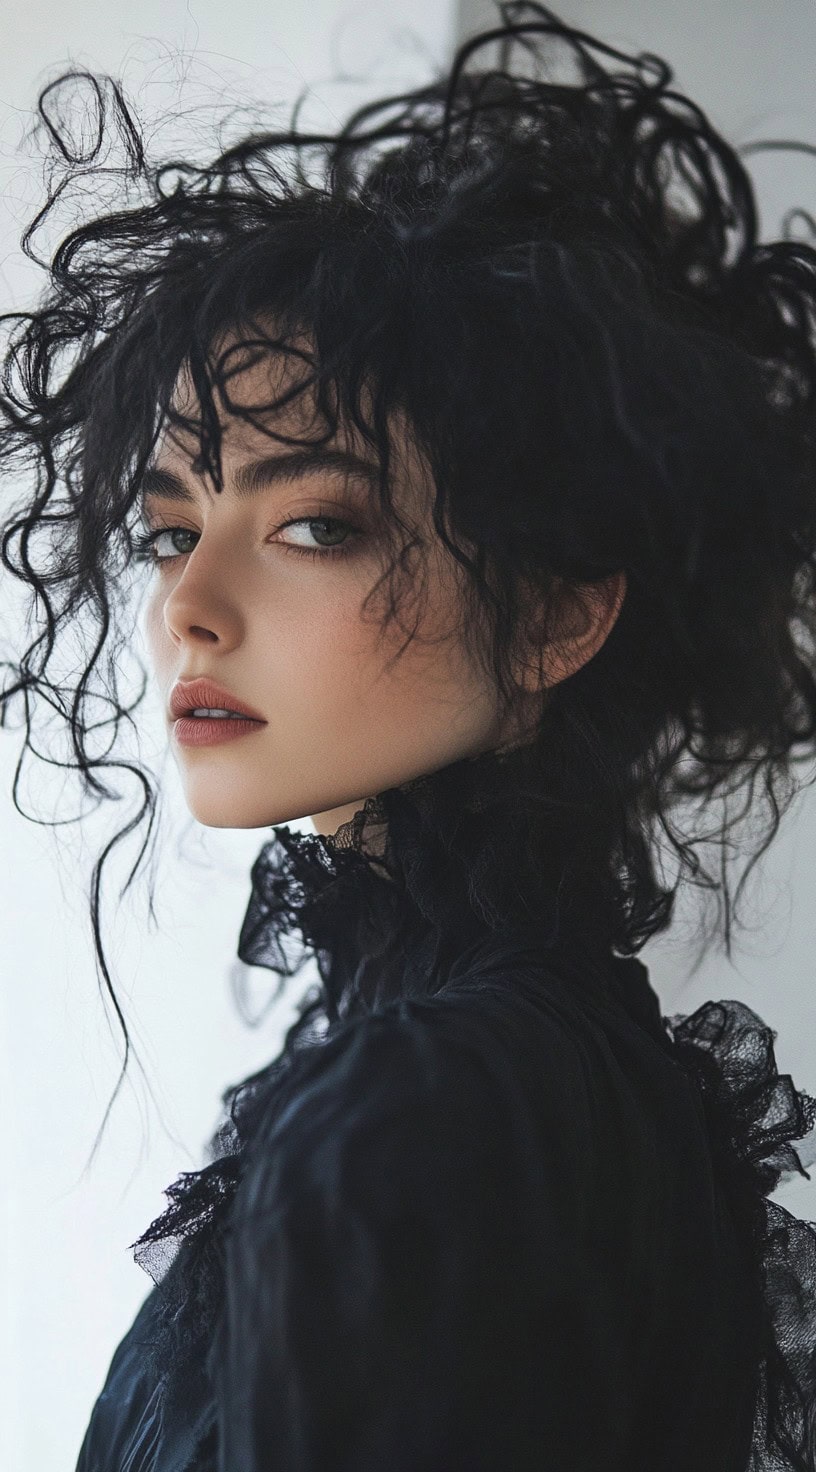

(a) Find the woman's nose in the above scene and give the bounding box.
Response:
[161,547,246,650]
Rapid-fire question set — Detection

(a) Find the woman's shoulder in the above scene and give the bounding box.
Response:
[232,946,690,1234]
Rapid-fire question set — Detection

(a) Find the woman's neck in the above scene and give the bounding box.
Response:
[310,798,368,838]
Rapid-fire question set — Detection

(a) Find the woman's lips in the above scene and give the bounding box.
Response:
[172,714,266,747]
[169,676,267,723]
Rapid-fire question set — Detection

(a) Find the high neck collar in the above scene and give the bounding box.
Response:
[235,741,631,1028]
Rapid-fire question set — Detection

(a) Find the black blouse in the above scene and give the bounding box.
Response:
[74,745,816,1471]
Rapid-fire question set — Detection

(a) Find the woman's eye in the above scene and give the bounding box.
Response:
[133,526,199,563]
[275,515,360,560]
[132,514,361,567]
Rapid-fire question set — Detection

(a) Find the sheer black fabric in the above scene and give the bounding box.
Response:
[74,745,816,1470]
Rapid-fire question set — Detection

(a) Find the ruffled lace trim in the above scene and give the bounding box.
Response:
[666,999,816,1469]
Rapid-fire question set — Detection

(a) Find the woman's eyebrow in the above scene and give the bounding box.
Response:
[138,448,382,503]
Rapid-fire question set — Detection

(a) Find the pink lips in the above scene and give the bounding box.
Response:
[168,675,267,747]
[172,714,265,747]
[169,675,266,723]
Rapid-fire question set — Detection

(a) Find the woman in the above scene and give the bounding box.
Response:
[2,3,816,1467]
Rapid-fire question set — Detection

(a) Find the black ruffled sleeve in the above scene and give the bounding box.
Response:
[75,957,816,1470]
[205,997,641,1472]
[665,998,816,1469]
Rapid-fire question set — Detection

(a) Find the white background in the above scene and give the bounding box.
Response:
[3,3,816,1468]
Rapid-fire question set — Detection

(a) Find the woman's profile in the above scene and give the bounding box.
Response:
[3,2,816,1467]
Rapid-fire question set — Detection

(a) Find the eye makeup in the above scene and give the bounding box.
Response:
[132,507,364,567]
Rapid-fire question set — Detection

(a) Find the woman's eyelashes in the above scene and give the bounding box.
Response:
[132,511,363,567]
[275,514,362,560]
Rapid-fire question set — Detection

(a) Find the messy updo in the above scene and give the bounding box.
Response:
[3,1,816,1145]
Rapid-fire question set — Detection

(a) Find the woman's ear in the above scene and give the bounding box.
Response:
[514,570,628,694]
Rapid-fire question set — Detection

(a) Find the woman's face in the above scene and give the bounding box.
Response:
[142,340,520,837]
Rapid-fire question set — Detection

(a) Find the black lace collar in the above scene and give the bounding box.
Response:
[233,739,623,1029]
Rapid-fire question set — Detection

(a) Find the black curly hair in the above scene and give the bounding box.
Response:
[3,0,816,1163]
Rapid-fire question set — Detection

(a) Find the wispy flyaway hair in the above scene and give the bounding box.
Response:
[3,1,816,1153]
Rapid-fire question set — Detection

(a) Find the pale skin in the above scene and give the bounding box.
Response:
[142,332,627,843]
